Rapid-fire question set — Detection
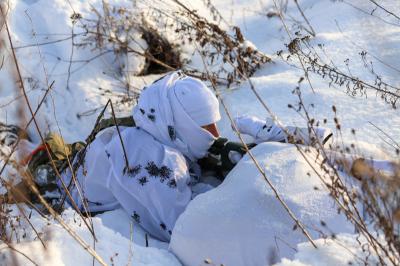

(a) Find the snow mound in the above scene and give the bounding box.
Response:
[0,208,181,266]
[275,234,382,266]
[170,142,353,266]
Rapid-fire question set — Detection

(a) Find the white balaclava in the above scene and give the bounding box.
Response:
[133,72,221,160]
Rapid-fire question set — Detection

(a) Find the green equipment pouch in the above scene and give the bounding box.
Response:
[27,133,84,208]
[27,116,134,212]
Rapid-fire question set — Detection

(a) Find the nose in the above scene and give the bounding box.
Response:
[202,123,220,138]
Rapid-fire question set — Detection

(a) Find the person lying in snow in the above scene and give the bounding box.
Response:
[1,71,393,242]
[2,71,222,241]
[62,71,221,241]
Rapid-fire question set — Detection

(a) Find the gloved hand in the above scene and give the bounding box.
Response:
[233,115,286,143]
[234,115,333,146]
[233,115,265,138]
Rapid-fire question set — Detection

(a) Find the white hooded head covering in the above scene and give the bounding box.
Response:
[133,72,221,160]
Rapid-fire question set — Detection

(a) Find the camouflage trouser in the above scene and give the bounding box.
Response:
[27,133,84,212]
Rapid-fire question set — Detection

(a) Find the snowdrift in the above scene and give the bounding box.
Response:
[170,142,353,265]
[0,208,181,266]
[275,234,381,266]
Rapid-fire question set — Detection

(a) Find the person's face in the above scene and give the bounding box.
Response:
[201,123,220,138]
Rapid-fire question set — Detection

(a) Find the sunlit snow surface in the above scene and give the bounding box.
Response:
[0,0,399,265]
[170,142,354,265]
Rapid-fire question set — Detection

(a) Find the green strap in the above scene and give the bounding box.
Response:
[86,116,135,144]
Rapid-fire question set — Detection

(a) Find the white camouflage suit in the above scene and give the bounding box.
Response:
[60,72,221,241]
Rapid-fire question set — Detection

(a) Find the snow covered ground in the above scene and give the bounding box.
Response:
[0,0,399,265]
[170,142,355,265]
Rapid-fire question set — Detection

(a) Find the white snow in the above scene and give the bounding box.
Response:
[0,207,180,266]
[0,0,399,265]
[274,233,386,266]
[170,142,354,265]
